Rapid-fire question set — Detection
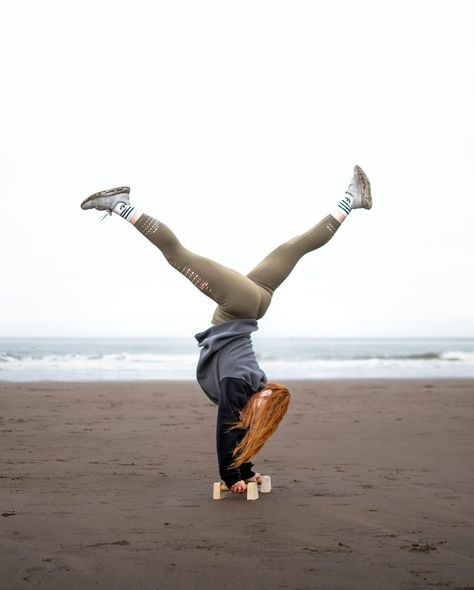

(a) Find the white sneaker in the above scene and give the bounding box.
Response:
[345,165,372,209]
[80,186,131,214]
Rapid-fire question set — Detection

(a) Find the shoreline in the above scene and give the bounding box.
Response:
[1,379,474,589]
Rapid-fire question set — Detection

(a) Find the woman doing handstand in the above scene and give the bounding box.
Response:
[80,165,372,494]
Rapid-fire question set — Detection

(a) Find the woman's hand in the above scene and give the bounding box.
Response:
[230,472,262,493]
[245,472,262,484]
[230,480,247,493]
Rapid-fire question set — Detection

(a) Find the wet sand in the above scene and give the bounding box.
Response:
[1,379,474,590]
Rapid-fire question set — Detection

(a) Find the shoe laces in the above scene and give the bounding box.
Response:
[99,211,113,221]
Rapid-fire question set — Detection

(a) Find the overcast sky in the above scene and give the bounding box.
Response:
[1,0,473,338]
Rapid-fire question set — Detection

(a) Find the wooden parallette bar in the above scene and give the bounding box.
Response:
[212,475,272,500]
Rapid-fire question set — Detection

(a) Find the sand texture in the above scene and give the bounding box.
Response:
[1,379,474,590]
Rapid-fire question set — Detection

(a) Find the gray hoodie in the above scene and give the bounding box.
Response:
[194,318,268,403]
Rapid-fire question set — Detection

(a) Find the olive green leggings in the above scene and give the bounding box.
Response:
[134,213,341,325]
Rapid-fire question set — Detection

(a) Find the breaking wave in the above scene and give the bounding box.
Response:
[1,339,474,381]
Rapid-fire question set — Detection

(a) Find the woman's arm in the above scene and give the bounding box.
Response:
[216,377,253,488]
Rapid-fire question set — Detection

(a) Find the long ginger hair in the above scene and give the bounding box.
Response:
[226,382,290,469]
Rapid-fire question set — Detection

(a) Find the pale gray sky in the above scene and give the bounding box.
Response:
[1,0,473,338]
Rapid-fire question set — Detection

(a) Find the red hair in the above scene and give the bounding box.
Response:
[225,382,290,468]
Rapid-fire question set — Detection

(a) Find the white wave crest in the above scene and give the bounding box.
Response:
[0,352,199,381]
[440,350,474,362]
[1,349,474,380]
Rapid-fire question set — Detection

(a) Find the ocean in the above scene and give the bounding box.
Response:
[1,337,474,381]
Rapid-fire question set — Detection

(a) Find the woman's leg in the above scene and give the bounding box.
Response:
[244,166,373,307]
[134,214,264,322]
[245,214,341,319]
[243,165,374,307]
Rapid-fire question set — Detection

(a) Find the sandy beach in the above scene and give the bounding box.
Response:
[1,379,473,590]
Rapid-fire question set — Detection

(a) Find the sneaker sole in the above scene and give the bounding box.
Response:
[80,186,130,210]
[355,165,372,209]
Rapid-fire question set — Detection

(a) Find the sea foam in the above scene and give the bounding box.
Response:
[1,339,473,381]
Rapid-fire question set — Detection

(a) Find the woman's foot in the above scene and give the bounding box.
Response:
[345,165,372,209]
[80,186,130,212]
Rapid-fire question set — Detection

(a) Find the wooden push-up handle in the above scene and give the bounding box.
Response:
[212,475,272,500]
